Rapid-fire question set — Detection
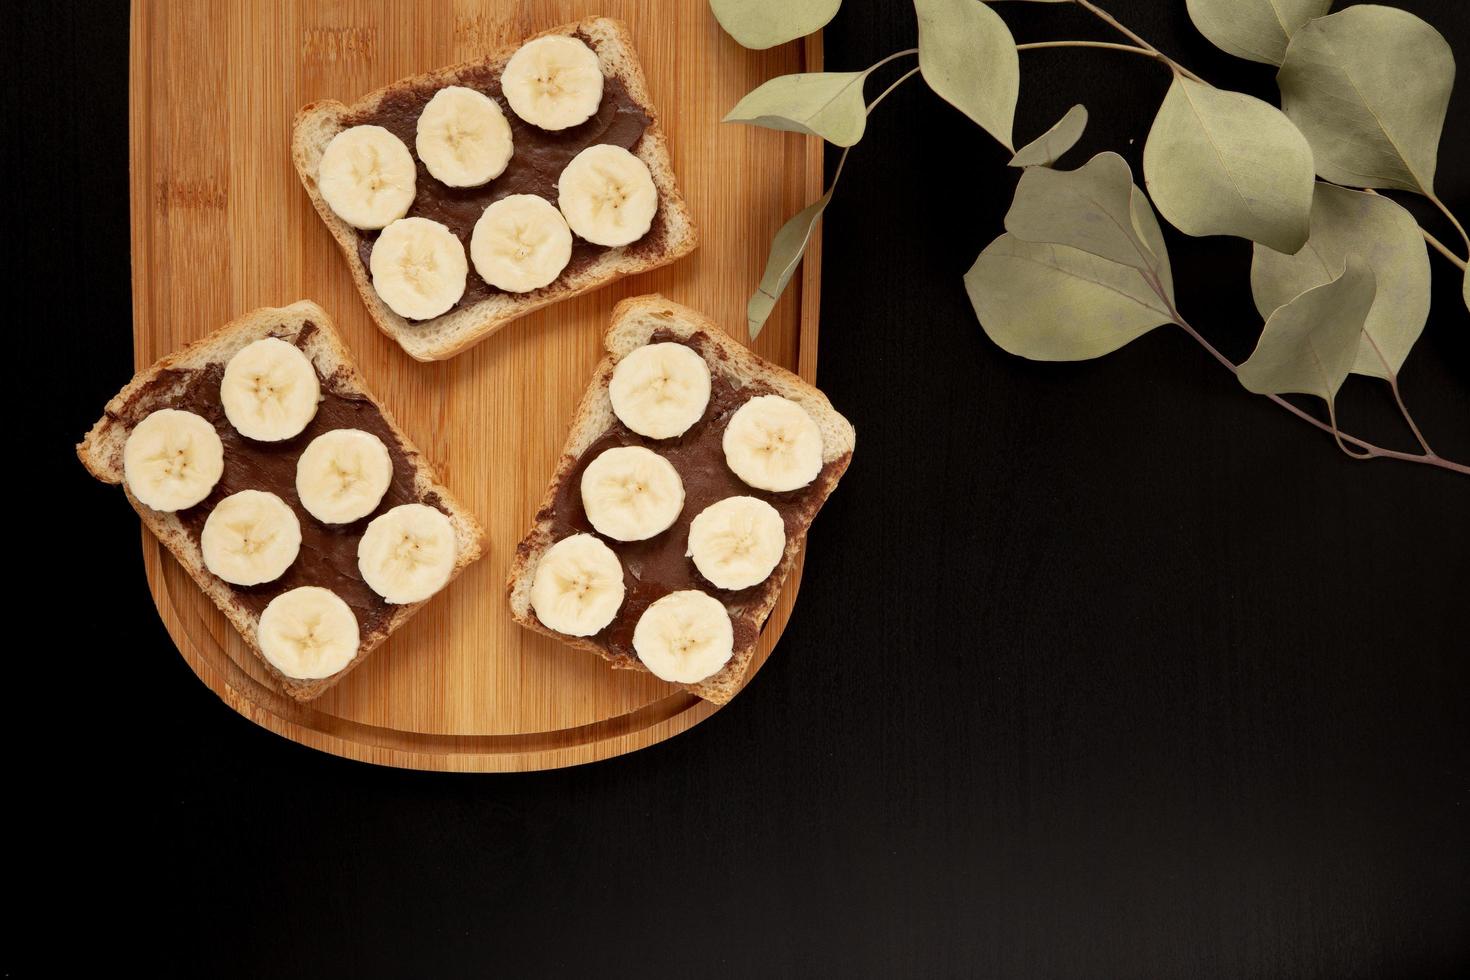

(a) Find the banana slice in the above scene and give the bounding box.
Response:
[609,343,711,439]
[317,125,417,230]
[357,503,457,604]
[416,85,514,188]
[557,144,658,247]
[632,590,735,683]
[580,446,685,542]
[257,586,360,680]
[722,395,823,492]
[469,194,573,293]
[200,489,302,586]
[369,216,468,320]
[123,409,224,512]
[500,35,604,131]
[530,533,625,636]
[686,496,786,590]
[220,337,322,442]
[295,428,394,525]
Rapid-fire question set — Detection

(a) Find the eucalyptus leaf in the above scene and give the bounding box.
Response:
[1464,269,1469,314]
[1008,105,1088,168]
[1251,184,1429,380]
[1278,5,1453,194]
[965,234,1175,361]
[710,0,842,50]
[748,189,833,339]
[915,0,1019,150]
[724,72,868,146]
[1143,76,1314,253]
[1186,0,1331,67]
[1238,255,1376,404]
[1004,151,1174,302]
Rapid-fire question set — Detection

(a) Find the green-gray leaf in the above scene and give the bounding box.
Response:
[1186,0,1331,67]
[724,72,867,146]
[915,0,1019,150]
[966,234,1175,361]
[1464,268,1469,314]
[1238,254,1376,403]
[1143,76,1314,253]
[1278,5,1454,194]
[710,0,842,50]
[748,190,833,339]
[1251,184,1429,380]
[1008,105,1088,168]
[1004,150,1174,303]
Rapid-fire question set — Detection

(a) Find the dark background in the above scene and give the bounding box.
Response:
[17,1,1468,976]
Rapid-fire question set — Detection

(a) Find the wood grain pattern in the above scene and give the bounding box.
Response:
[129,0,824,771]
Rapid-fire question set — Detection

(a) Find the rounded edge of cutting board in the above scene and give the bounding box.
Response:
[133,24,827,772]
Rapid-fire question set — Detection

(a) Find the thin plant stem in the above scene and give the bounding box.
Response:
[865,48,918,77]
[1017,40,1171,69]
[1365,331,1434,455]
[1428,193,1470,257]
[1071,0,1207,83]
[868,66,921,112]
[1169,315,1468,475]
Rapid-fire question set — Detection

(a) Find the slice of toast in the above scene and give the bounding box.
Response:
[292,17,698,363]
[507,295,855,704]
[77,301,486,701]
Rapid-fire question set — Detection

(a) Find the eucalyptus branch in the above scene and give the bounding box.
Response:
[1427,193,1470,258]
[1170,314,1468,475]
[1070,0,1207,84]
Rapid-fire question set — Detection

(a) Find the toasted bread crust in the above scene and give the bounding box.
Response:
[78,301,487,701]
[506,295,855,704]
[291,17,698,362]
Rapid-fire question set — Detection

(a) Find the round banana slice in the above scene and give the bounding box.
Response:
[609,342,711,439]
[369,216,468,320]
[357,503,457,604]
[632,590,735,684]
[123,409,225,512]
[687,496,786,590]
[257,586,360,680]
[580,446,685,542]
[295,428,394,525]
[415,85,514,188]
[317,125,417,230]
[530,533,625,636]
[220,337,322,442]
[500,35,604,131]
[470,194,573,293]
[722,395,823,492]
[557,144,658,247]
[200,489,303,586]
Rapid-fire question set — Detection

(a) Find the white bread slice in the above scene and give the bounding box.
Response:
[507,295,855,704]
[291,17,698,363]
[77,301,486,701]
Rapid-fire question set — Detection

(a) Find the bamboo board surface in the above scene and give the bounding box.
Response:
[128,0,824,770]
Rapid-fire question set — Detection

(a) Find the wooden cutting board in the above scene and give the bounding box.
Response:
[128,0,824,771]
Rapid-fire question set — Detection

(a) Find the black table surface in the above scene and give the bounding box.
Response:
[19,1,1468,976]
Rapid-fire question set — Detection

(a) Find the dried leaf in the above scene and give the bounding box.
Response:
[1008,105,1088,168]
[1238,255,1376,404]
[1278,5,1453,195]
[1251,184,1429,380]
[1004,151,1174,303]
[1186,0,1331,66]
[747,189,833,339]
[1143,76,1314,253]
[915,0,1019,150]
[710,0,842,50]
[965,234,1174,361]
[724,72,868,146]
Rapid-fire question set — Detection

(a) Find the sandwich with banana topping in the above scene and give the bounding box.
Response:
[77,301,485,700]
[292,17,698,362]
[507,296,855,704]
